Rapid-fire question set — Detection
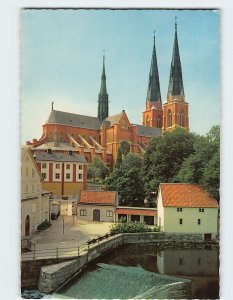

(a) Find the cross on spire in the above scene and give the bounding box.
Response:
[175,16,178,31]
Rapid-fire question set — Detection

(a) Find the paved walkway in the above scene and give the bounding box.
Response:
[21,216,113,261]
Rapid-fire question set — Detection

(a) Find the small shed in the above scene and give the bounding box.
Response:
[115,207,157,225]
[77,191,117,222]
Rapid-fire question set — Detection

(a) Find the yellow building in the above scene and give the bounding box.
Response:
[157,183,219,240]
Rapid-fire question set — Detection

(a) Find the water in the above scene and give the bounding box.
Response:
[53,243,219,299]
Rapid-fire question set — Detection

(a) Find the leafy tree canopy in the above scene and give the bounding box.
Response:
[87,156,110,181]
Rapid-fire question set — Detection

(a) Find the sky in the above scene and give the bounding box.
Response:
[21,9,220,143]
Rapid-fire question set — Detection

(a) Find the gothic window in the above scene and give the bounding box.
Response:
[168,110,172,127]
[157,115,161,128]
[180,110,184,127]
[146,116,150,127]
[60,132,64,141]
[49,132,53,141]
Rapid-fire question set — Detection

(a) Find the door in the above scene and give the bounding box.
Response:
[25,215,30,236]
[204,233,212,241]
[93,209,100,221]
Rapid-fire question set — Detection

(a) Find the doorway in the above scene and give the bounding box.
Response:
[93,209,100,221]
[25,215,30,236]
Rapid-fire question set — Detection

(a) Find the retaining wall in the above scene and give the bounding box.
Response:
[37,232,206,293]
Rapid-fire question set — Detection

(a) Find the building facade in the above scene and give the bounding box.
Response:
[34,150,87,196]
[157,183,219,240]
[27,24,189,168]
[21,146,50,241]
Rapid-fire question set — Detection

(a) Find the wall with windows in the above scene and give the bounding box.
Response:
[77,204,115,222]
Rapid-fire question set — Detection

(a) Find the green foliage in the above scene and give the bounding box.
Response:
[105,153,145,206]
[142,128,196,198]
[115,147,123,169]
[110,222,160,234]
[87,156,110,181]
[175,125,220,201]
[37,220,51,231]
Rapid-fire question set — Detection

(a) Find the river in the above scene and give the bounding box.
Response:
[52,243,219,299]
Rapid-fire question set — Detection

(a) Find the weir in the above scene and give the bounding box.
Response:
[35,232,214,294]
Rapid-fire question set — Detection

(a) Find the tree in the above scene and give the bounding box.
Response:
[105,153,145,206]
[142,128,196,199]
[175,125,220,201]
[115,147,123,169]
[87,156,110,182]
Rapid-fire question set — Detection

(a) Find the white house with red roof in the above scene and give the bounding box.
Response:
[157,183,219,240]
[77,191,117,222]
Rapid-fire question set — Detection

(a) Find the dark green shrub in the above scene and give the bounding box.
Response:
[37,220,51,231]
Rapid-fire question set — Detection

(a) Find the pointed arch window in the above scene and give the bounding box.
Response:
[180,110,184,127]
[157,115,162,128]
[168,110,172,127]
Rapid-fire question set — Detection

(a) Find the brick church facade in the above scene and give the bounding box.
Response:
[28,23,189,170]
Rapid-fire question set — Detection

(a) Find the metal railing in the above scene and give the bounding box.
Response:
[22,233,117,261]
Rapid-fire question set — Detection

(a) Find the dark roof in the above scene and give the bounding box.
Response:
[35,151,87,163]
[146,35,161,103]
[167,25,184,97]
[134,124,161,137]
[46,110,101,130]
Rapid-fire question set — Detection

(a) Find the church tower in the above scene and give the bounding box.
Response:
[163,21,189,132]
[98,55,109,122]
[142,33,163,128]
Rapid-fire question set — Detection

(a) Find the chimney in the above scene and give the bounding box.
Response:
[68,150,73,155]
[47,149,52,154]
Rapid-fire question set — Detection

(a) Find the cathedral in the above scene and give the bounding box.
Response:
[28,23,189,169]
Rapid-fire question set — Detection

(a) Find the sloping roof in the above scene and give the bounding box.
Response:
[115,207,157,216]
[46,110,101,130]
[160,183,218,208]
[21,145,41,179]
[79,191,117,205]
[33,142,76,151]
[134,124,161,137]
[105,113,124,126]
[35,151,87,163]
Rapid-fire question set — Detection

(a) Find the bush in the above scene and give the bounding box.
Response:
[110,222,160,235]
[37,220,51,231]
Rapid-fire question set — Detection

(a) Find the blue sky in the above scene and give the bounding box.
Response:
[21,9,220,143]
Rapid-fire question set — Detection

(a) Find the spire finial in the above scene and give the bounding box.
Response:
[153,30,155,43]
[103,50,105,63]
[175,16,178,31]
[51,101,54,111]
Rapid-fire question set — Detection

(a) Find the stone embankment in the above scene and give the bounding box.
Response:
[36,232,216,293]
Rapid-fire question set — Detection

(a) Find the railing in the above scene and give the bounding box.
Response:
[22,233,117,261]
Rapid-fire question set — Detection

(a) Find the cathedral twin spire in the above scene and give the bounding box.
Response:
[97,21,185,123]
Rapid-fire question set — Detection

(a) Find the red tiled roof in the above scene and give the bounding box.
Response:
[80,191,116,205]
[115,208,157,216]
[160,183,218,208]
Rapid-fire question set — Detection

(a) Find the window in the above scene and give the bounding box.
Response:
[79,165,83,170]
[32,185,34,192]
[25,168,29,177]
[66,164,70,170]
[106,210,113,217]
[198,258,201,265]
[42,173,46,180]
[180,110,184,127]
[198,219,201,225]
[199,208,205,212]
[42,163,46,169]
[78,174,83,180]
[55,173,60,179]
[80,209,87,216]
[179,258,183,265]
[32,169,35,177]
[168,110,172,127]
[177,208,182,212]
[55,164,60,169]
[66,173,70,179]
[179,218,183,225]
[157,115,161,128]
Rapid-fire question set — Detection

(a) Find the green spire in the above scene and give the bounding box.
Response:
[98,54,109,122]
[146,31,161,103]
[167,20,185,98]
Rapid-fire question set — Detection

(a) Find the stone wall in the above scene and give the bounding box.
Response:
[37,232,206,293]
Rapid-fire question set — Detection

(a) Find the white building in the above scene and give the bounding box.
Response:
[157,183,219,240]
[21,146,51,244]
